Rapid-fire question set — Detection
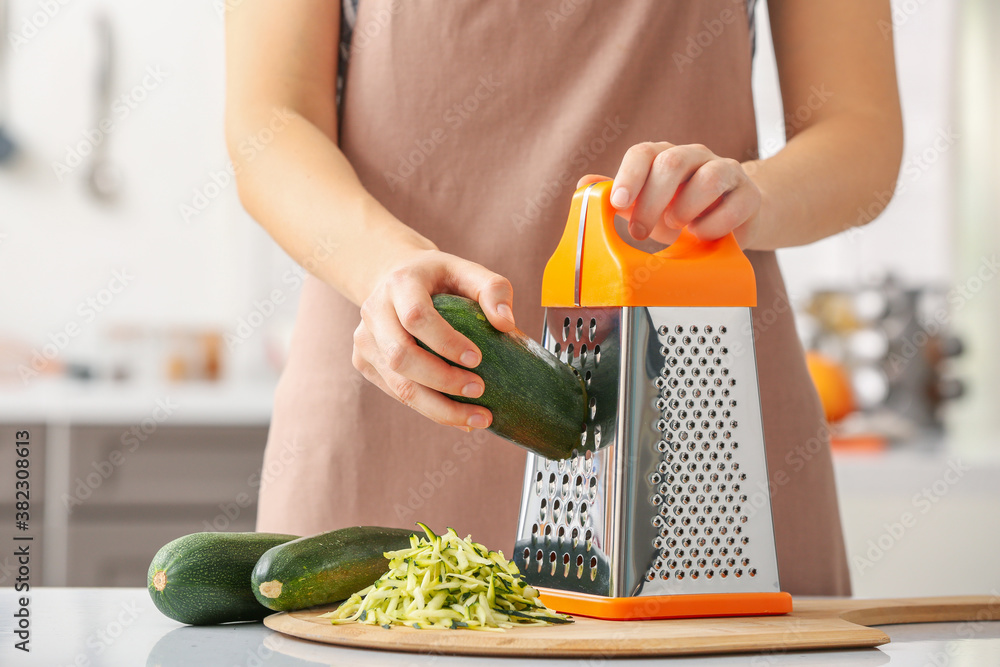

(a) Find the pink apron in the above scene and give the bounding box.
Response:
[256,0,851,596]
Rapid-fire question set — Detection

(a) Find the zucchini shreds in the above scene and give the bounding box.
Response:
[320,526,571,631]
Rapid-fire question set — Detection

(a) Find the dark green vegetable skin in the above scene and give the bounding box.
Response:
[251,526,417,611]
[147,532,297,625]
[423,294,587,460]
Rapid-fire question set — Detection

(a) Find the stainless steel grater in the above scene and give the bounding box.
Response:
[512,181,791,620]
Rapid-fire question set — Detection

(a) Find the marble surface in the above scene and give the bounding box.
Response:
[3,588,1000,666]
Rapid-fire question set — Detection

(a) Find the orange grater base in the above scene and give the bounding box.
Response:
[537,588,793,621]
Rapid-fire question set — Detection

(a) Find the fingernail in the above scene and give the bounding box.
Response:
[467,413,489,429]
[497,303,514,323]
[611,187,630,208]
[461,382,483,398]
[460,350,479,367]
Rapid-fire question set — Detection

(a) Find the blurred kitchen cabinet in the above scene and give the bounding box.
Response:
[57,424,267,587]
[65,425,266,509]
[0,415,268,587]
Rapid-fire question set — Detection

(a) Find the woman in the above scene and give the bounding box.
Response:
[226,0,901,595]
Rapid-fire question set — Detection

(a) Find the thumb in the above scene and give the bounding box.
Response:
[577,174,636,221]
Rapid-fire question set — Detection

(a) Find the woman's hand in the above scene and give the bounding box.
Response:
[580,142,762,248]
[352,250,516,431]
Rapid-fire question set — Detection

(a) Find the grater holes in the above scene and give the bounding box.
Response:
[588,318,597,341]
[554,342,561,357]
[579,344,588,363]
[566,343,575,360]
[585,370,592,388]
[576,317,584,340]
[593,344,601,365]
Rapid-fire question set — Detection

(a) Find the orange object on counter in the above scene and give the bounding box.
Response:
[830,434,887,454]
[541,180,757,308]
[805,351,856,423]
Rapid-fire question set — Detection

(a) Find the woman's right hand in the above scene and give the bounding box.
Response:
[352,249,516,431]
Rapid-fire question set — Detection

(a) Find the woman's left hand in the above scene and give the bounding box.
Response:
[580,141,762,248]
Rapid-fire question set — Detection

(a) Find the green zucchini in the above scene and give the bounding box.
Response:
[147,531,297,625]
[423,294,587,460]
[251,526,417,611]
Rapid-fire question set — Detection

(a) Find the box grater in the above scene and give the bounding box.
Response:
[512,181,792,620]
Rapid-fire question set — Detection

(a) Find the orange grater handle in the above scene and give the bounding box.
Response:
[542,180,757,307]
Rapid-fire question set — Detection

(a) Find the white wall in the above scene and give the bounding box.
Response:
[0,0,293,380]
[0,1,963,379]
[753,0,958,300]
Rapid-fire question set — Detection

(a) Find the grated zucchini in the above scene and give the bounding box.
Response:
[320,523,572,631]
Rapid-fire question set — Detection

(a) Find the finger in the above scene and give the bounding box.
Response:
[629,144,714,240]
[362,295,485,398]
[445,261,516,333]
[352,323,401,396]
[354,324,490,429]
[648,225,682,245]
[665,158,744,227]
[387,275,482,368]
[380,365,493,429]
[685,184,761,242]
[609,142,674,212]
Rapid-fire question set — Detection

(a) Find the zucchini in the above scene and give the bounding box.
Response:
[422,294,587,460]
[147,531,297,625]
[251,526,417,611]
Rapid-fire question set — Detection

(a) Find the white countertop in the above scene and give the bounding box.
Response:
[3,588,1000,666]
[0,378,275,425]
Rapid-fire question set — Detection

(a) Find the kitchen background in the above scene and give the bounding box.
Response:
[1,0,998,598]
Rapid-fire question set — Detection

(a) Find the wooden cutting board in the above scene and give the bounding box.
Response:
[263,595,1000,658]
